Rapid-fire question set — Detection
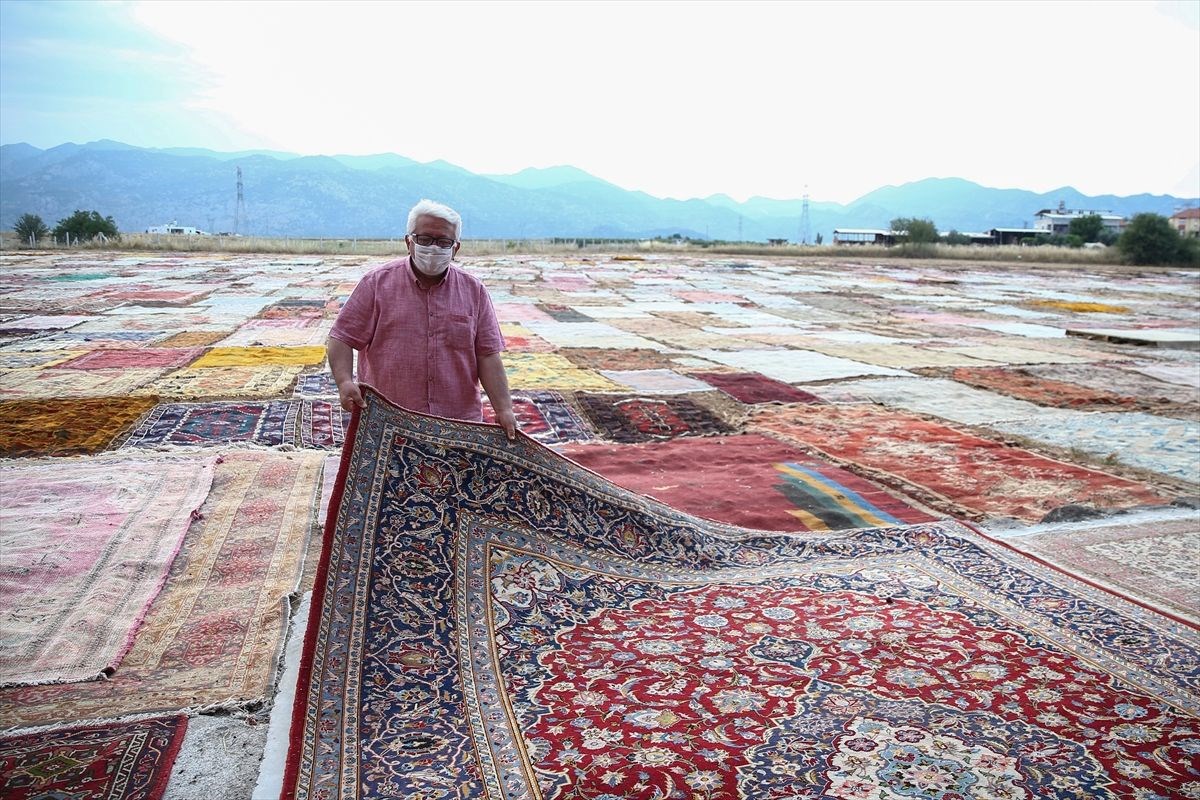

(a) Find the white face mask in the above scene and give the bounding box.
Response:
[411,242,453,277]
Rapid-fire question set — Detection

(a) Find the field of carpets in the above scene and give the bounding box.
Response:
[0,250,1197,797]
[284,391,1199,799]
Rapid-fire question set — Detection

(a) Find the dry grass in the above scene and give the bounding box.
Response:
[692,241,1126,265]
[0,232,1151,268]
[0,233,644,257]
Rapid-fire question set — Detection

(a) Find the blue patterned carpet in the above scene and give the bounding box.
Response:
[283,387,1200,800]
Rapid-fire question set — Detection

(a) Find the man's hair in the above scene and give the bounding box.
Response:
[407,199,462,240]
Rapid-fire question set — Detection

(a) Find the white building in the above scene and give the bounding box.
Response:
[1033,203,1125,235]
[145,222,211,236]
[832,228,894,245]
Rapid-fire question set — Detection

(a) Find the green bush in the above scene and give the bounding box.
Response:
[1117,213,1190,265]
[891,217,940,244]
[52,210,120,243]
[13,213,49,246]
[1068,214,1105,243]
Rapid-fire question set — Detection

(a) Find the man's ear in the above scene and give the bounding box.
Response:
[453,241,461,257]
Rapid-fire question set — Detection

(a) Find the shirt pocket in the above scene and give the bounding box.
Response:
[441,313,475,350]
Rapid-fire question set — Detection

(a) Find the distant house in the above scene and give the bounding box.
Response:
[145,222,210,236]
[989,228,1052,246]
[767,238,789,246]
[1169,207,1200,238]
[833,228,894,245]
[941,231,995,245]
[1033,202,1125,235]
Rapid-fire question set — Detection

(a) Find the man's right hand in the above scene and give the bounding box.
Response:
[337,381,365,411]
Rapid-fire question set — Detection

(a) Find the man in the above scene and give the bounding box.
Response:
[327,199,517,439]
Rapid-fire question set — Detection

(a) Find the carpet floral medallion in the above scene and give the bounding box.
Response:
[284,388,1200,799]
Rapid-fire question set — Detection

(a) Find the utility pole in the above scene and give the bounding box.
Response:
[799,186,811,245]
[737,214,743,242]
[233,166,247,235]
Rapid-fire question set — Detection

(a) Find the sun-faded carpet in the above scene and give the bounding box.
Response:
[0,451,321,728]
[990,409,1200,485]
[0,716,186,800]
[0,396,158,456]
[57,347,203,370]
[503,353,622,392]
[1004,513,1200,623]
[560,346,677,371]
[0,367,164,399]
[600,368,715,395]
[0,456,216,687]
[0,349,85,369]
[133,365,303,399]
[689,370,826,404]
[283,388,1200,799]
[156,330,228,348]
[576,392,735,442]
[561,434,938,531]
[497,323,556,353]
[750,404,1172,522]
[948,366,1146,409]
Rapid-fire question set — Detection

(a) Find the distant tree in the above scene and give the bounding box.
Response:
[814,232,823,245]
[890,217,940,244]
[1117,213,1189,265]
[1068,214,1106,243]
[52,210,119,243]
[13,213,49,246]
[944,230,972,246]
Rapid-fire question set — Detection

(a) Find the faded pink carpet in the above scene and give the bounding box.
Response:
[0,456,216,687]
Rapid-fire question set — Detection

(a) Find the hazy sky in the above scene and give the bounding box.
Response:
[2,0,1197,204]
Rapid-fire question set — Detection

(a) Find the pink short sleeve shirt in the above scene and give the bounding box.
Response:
[329,258,505,421]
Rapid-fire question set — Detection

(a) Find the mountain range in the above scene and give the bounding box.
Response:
[1,140,1194,241]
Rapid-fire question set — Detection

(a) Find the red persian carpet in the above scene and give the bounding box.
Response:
[0,716,185,800]
[560,434,938,532]
[283,387,1200,799]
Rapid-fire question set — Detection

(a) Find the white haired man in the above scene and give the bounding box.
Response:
[327,199,517,439]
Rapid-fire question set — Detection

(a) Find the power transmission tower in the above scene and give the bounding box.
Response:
[737,214,743,241]
[799,187,811,245]
[233,166,247,235]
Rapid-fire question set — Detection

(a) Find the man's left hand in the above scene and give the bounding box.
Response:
[494,407,517,441]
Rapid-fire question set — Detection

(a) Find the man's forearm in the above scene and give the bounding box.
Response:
[327,336,355,386]
[478,353,512,411]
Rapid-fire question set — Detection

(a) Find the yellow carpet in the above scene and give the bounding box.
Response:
[189,346,327,368]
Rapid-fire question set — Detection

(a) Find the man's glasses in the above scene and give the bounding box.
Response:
[411,234,457,248]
